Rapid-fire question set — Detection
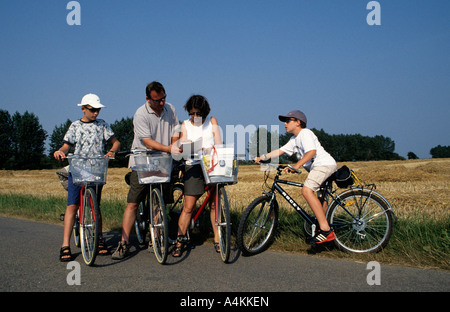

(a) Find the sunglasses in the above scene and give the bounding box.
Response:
[86,107,101,113]
[189,111,203,117]
[85,107,101,113]
[150,95,166,103]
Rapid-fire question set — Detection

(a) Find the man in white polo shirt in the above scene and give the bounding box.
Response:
[112,81,179,260]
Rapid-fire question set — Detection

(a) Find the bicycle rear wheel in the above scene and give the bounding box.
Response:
[327,189,393,253]
[80,187,100,266]
[237,196,279,256]
[150,187,169,264]
[217,185,231,263]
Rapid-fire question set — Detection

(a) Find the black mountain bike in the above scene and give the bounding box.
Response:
[237,163,395,255]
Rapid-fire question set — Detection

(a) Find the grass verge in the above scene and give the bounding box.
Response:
[1,193,448,271]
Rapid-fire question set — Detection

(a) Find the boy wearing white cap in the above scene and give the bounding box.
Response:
[53,93,120,261]
[254,110,337,245]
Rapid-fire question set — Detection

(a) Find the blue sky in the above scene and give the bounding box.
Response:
[0,0,448,159]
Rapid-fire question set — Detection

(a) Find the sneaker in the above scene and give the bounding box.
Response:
[308,229,336,245]
[111,241,130,260]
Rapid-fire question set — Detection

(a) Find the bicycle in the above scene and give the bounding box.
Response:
[237,162,395,256]
[169,144,237,263]
[67,154,109,266]
[168,163,233,263]
[131,149,173,264]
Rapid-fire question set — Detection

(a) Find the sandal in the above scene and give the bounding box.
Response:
[60,246,73,262]
[98,239,109,255]
[172,242,183,257]
[172,235,188,257]
[214,242,220,253]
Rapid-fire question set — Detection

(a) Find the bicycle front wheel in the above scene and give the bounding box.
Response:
[135,193,149,245]
[217,185,231,263]
[80,187,100,266]
[327,189,393,253]
[150,187,169,264]
[73,211,80,248]
[237,196,279,256]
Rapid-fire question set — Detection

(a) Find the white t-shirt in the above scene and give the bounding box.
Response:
[183,117,215,165]
[280,128,336,171]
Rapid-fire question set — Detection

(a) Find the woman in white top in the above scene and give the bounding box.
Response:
[173,95,222,257]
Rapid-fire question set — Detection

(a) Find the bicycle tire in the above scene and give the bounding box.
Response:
[150,187,169,264]
[237,196,279,256]
[80,187,100,266]
[327,189,393,253]
[134,193,149,245]
[168,183,184,242]
[217,185,231,263]
[73,212,80,248]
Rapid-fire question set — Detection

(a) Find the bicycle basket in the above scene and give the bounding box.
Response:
[133,153,172,184]
[200,144,238,185]
[56,165,69,191]
[68,155,109,185]
[334,165,354,188]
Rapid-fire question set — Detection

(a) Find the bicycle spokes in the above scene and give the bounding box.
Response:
[328,190,393,253]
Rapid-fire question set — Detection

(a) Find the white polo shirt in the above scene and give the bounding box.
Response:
[128,102,179,168]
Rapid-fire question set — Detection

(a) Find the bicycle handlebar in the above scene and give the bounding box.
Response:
[254,161,302,174]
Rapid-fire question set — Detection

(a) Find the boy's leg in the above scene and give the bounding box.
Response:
[63,173,81,247]
[302,187,330,231]
[303,166,337,244]
[62,204,79,247]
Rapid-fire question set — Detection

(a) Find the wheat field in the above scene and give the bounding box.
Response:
[1,158,449,222]
[0,158,449,225]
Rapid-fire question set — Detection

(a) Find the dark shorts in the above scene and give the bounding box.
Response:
[67,173,103,206]
[126,170,148,204]
[183,164,205,196]
[126,170,174,204]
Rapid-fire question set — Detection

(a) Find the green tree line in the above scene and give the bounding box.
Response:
[1,109,449,169]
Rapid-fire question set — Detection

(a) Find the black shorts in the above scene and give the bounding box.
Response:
[183,164,205,196]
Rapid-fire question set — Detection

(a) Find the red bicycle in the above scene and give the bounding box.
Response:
[68,155,109,266]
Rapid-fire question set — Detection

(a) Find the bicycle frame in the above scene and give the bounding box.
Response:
[173,184,219,230]
[269,177,317,225]
[268,167,394,230]
[264,165,342,227]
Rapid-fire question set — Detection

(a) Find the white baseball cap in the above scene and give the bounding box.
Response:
[77,93,105,108]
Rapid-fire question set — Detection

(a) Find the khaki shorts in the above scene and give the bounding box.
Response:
[303,165,337,192]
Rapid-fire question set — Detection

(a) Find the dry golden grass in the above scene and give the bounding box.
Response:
[1,158,449,221]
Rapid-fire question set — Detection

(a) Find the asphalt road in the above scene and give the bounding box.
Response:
[1,216,448,295]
